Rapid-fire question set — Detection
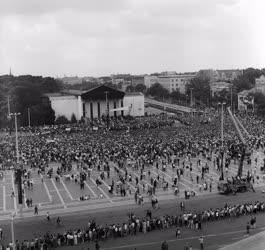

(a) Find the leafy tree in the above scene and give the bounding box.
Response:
[135,84,146,93]
[186,76,211,105]
[55,115,69,125]
[70,114,77,124]
[126,85,135,92]
[147,83,169,99]
[22,104,55,126]
[249,92,265,115]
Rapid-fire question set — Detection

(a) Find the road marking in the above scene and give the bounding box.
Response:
[40,174,52,202]
[3,186,6,212]
[84,181,97,198]
[113,165,136,191]
[51,178,66,209]
[90,178,113,203]
[11,173,17,212]
[60,178,74,201]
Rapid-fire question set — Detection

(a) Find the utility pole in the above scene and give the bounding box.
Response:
[219,102,226,180]
[10,112,21,164]
[27,108,31,127]
[11,212,16,249]
[230,86,233,111]
[190,88,193,107]
[7,95,11,117]
[104,91,109,129]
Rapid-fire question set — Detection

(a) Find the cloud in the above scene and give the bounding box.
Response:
[0,0,264,76]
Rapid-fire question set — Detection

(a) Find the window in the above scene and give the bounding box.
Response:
[97,102,100,118]
[121,100,124,116]
[82,103,86,117]
[114,101,117,117]
[90,102,93,120]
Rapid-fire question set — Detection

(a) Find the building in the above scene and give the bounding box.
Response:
[123,92,145,116]
[198,69,242,82]
[42,85,144,121]
[144,75,159,88]
[131,76,145,87]
[210,81,232,96]
[157,74,196,94]
[237,89,255,111]
[255,75,265,94]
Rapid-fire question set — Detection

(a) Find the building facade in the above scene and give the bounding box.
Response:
[43,85,144,121]
[210,81,232,96]
[123,92,145,116]
[255,75,265,94]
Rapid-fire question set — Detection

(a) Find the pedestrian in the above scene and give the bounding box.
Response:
[0,228,2,239]
[57,216,61,225]
[176,227,181,238]
[199,236,204,250]
[246,222,250,235]
[95,240,100,250]
[46,212,50,221]
[34,205,38,215]
[161,240,168,250]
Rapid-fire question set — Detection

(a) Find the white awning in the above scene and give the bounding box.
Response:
[109,107,129,112]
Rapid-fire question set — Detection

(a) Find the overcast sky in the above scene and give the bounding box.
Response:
[0,0,264,77]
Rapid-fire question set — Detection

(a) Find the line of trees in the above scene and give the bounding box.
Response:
[0,75,62,127]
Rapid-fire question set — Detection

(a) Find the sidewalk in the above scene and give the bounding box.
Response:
[219,230,265,250]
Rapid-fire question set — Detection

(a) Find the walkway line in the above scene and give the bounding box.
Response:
[51,178,67,209]
[40,174,52,202]
[11,173,17,212]
[3,186,6,212]
[84,181,97,198]
[60,178,74,201]
[90,178,113,203]
[113,165,136,191]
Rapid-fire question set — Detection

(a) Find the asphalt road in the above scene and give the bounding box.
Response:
[1,190,265,249]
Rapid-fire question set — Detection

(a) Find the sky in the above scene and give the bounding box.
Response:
[0,0,265,77]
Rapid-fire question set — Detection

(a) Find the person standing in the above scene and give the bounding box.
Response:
[199,236,204,250]
[161,240,168,250]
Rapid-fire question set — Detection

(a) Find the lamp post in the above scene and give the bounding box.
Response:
[218,102,226,180]
[9,112,21,164]
[11,212,16,249]
[27,108,31,128]
[190,88,193,107]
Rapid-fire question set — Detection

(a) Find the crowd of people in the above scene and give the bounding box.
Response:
[1,200,264,249]
[0,110,265,248]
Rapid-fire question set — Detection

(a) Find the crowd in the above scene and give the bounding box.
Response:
[1,200,264,249]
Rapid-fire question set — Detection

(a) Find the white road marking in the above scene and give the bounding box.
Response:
[60,178,74,201]
[11,173,17,212]
[51,178,67,209]
[40,174,52,202]
[113,166,136,191]
[90,178,113,203]
[3,186,6,212]
[84,181,97,198]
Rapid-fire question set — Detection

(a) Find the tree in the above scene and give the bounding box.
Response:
[170,90,186,104]
[250,92,265,115]
[147,83,169,99]
[70,114,77,124]
[23,104,55,126]
[135,84,146,93]
[55,115,69,125]
[126,85,135,92]
[187,76,211,105]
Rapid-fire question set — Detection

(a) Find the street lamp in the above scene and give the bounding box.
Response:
[9,112,21,164]
[218,102,226,180]
[190,88,193,107]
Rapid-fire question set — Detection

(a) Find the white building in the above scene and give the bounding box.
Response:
[255,75,265,94]
[144,75,159,88]
[42,85,144,121]
[123,92,145,116]
[157,74,195,94]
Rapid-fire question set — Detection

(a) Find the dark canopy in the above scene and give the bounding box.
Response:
[81,85,125,101]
